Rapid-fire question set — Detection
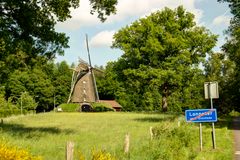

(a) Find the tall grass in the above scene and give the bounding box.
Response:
[0,112,233,160]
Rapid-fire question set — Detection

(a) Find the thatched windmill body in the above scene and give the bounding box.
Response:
[67,35,100,110]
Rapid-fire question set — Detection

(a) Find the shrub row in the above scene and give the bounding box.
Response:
[91,102,115,112]
[58,103,115,112]
[149,121,198,160]
[58,103,80,112]
[0,109,27,118]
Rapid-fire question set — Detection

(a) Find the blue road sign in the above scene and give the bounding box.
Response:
[185,109,217,122]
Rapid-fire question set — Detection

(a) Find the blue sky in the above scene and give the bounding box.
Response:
[55,0,232,67]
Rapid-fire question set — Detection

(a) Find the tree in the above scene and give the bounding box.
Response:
[52,61,72,105]
[218,0,240,65]
[112,6,217,111]
[218,0,240,112]
[17,92,38,111]
[0,0,117,57]
[7,68,54,112]
[0,0,118,85]
[96,62,120,100]
[204,52,235,113]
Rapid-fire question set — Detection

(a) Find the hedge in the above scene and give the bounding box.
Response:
[91,102,115,112]
[0,109,25,118]
[58,103,80,112]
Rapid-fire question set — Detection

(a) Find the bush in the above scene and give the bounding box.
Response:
[229,110,240,117]
[0,109,27,118]
[58,103,80,112]
[0,140,41,160]
[91,102,115,112]
[16,92,38,111]
[91,149,117,160]
[151,121,197,160]
[78,149,116,160]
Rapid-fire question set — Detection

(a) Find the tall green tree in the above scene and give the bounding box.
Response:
[96,62,119,100]
[52,61,72,106]
[0,0,117,85]
[7,68,54,112]
[112,6,217,111]
[204,52,236,113]
[16,92,38,111]
[0,0,117,57]
[218,0,240,111]
[0,0,118,112]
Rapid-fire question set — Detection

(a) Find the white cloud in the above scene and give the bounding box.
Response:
[56,0,100,30]
[90,30,115,47]
[212,15,231,26]
[105,0,203,24]
[56,0,203,30]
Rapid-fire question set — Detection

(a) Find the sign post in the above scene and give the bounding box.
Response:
[204,82,218,149]
[199,123,202,151]
[185,109,217,150]
[185,109,217,122]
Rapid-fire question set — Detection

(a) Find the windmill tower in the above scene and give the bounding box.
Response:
[67,35,100,109]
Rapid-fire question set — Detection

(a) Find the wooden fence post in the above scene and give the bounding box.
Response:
[66,141,74,160]
[150,126,153,141]
[178,120,180,127]
[124,133,130,154]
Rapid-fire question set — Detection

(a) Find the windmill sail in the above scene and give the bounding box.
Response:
[86,34,99,101]
[67,35,100,104]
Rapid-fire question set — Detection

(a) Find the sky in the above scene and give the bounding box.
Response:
[55,0,232,67]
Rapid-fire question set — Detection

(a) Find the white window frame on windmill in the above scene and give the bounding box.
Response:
[204,82,219,99]
[83,81,87,102]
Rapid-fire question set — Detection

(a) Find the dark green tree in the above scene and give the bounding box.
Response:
[204,52,236,113]
[16,91,38,111]
[112,6,217,111]
[52,61,72,106]
[0,0,117,85]
[96,62,118,100]
[218,0,240,111]
[6,68,54,112]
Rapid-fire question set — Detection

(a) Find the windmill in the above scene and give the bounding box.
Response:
[67,34,100,110]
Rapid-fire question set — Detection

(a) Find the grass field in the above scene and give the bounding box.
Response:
[0,112,234,160]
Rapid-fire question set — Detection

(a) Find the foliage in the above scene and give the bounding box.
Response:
[6,68,54,112]
[149,119,232,160]
[0,0,118,113]
[218,0,240,112]
[91,102,115,112]
[204,52,236,113]
[16,92,38,111]
[0,93,22,117]
[89,0,118,22]
[58,103,80,112]
[96,63,119,100]
[229,110,240,117]
[151,122,197,160]
[0,0,117,62]
[91,149,117,160]
[52,61,72,106]
[0,109,23,118]
[79,149,117,160]
[0,140,41,160]
[4,60,72,112]
[110,6,217,111]
[0,93,8,109]
[0,112,233,160]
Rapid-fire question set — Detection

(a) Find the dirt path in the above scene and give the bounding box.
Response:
[233,117,240,160]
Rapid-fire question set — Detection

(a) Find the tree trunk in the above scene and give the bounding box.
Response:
[162,84,168,112]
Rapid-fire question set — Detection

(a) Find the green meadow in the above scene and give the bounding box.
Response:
[0,112,233,160]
